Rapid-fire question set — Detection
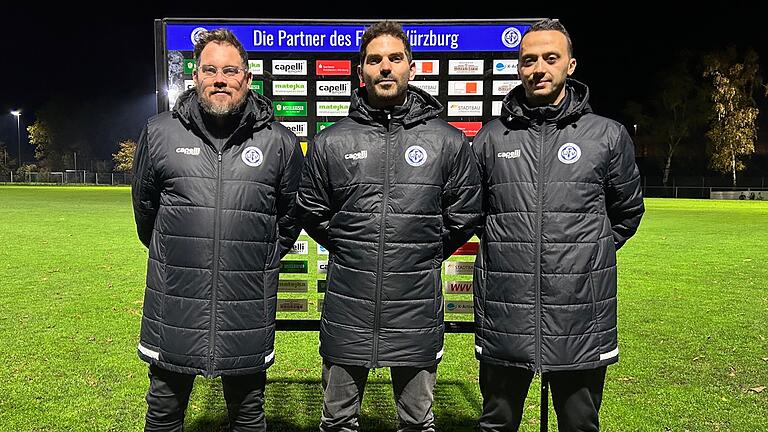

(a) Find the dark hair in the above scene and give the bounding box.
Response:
[523,19,573,57]
[193,28,248,68]
[359,21,413,64]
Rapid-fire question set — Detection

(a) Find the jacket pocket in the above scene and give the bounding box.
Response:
[433,266,441,318]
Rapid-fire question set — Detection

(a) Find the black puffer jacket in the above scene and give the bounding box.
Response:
[298,85,481,368]
[132,89,303,377]
[472,79,644,372]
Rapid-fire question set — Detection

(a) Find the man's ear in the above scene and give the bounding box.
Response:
[567,57,577,76]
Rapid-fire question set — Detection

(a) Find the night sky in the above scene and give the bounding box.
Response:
[4,4,767,166]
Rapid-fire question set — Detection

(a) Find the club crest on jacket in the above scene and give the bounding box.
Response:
[557,143,581,164]
[241,146,264,167]
[405,145,427,167]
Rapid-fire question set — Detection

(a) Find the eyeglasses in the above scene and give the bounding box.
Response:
[198,65,246,79]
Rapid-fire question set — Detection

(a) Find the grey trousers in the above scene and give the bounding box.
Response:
[319,360,438,432]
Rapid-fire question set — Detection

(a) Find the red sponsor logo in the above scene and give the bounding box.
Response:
[448,122,483,137]
[316,60,351,76]
[421,61,434,73]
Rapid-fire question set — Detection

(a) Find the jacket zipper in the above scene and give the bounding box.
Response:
[535,119,544,373]
[372,113,392,368]
[209,150,223,374]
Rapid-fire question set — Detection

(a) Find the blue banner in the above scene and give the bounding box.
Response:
[166,23,529,52]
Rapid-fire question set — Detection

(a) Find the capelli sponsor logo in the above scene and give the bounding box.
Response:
[344,150,368,160]
[497,150,521,159]
[175,147,200,155]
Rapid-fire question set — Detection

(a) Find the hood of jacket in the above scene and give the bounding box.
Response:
[501,78,593,127]
[348,84,443,126]
[172,88,275,136]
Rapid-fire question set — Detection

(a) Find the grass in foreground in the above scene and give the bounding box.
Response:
[0,186,765,431]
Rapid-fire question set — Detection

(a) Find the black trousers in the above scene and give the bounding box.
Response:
[478,362,607,432]
[144,364,267,432]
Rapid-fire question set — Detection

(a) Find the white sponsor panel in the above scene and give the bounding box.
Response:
[280,122,308,137]
[317,102,351,117]
[248,60,264,75]
[318,260,328,274]
[277,279,309,293]
[289,240,308,254]
[445,300,474,314]
[317,244,328,254]
[409,80,440,96]
[448,60,484,75]
[445,281,473,294]
[447,101,483,117]
[492,59,517,75]
[445,261,474,275]
[273,81,308,96]
[272,60,307,75]
[183,79,195,90]
[493,80,521,96]
[277,299,308,312]
[316,81,351,96]
[414,60,440,76]
[492,101,503,116]
[448,81,483,96]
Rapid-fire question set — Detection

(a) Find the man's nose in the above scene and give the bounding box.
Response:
[379,58,392,73]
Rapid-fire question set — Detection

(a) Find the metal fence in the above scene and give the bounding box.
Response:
[1,174,767,200]
[0,171,134,185]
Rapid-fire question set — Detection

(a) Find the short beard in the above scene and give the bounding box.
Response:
[196,84,247,118]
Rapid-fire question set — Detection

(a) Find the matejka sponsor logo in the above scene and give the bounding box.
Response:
[273,81,308,96]
[316,81,351,96]
[316,60,351,76]
[248,60,264,75]
[317,102,350,117]
[273,101,307,117]
[272,60,307,75]
[414,60,440,76]
[492,59,517,75]
[448,60,484,75]
[410,80,439,96]
[448,81,483,96]
[280,122,308,137]
[493,80,521,96]
[447,101,483,117]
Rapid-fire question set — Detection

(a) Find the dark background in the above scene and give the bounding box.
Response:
[3,3,766,173]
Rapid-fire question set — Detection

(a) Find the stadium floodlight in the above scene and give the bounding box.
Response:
[10,110,21,168]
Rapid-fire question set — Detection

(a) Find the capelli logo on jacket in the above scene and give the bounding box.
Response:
[497,149,520,159]
[344,150,367,160]
[175,147,201,156]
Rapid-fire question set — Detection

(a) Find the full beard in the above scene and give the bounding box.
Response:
[197,85,247,117]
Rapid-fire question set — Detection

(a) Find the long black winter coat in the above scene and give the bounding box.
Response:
[132,89,303,377]
[472,79,644,372]
[298,86,482,368]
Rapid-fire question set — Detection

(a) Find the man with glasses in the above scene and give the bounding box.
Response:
[132,28,303,431]
[298,21,481,431]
